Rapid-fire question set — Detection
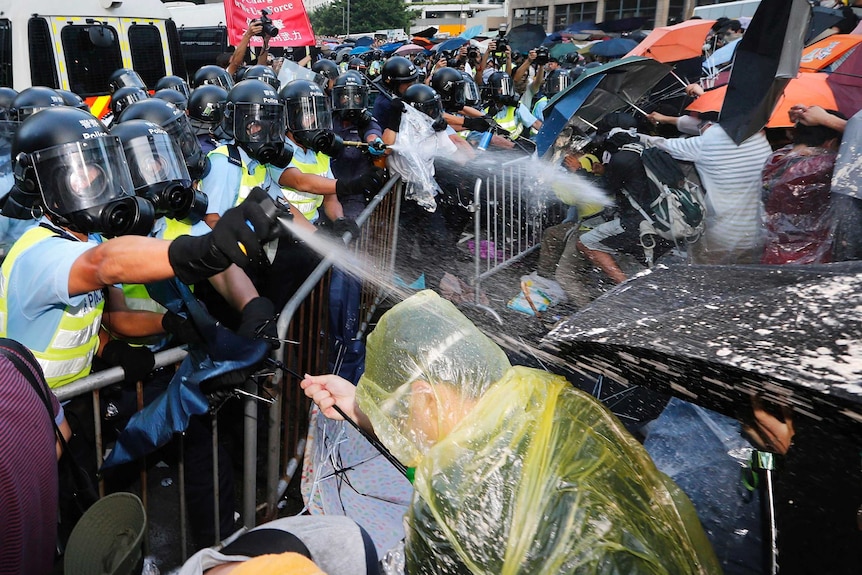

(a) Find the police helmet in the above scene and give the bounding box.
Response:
[242,65,281,90]
[403,84,446,131]
[117,98,206,180]
[347,57,367,72]
[6,107,154,236]
[188,85,228,127]
[153,88,189,112]
[380,56,419,91]
[55,89,90,112]
[11,87,66,123]
[460,71,480,108]
[312,59,340,82]
[331,72,368,113]
[108,68,147,94]
[0,87,18,135]
[430,67,465,113]
[542,69,572,98]
[192,64,235,90]
[281,79,342,154]
[154,75,191,99]
[486,71,516,104]
[111,119,206,223]
[110,86,149,118]
[223,80,291,166]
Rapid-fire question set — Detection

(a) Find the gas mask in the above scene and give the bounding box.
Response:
[162,113,208,180]
[232,103,293,167]
[123,128,208,223]
[294,129,344,156]
[26,136,156,236]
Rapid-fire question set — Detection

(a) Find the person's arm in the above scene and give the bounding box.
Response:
[504,45,513,76]
[68,236,173,296]
[301,373,374,435]
[321,193,344,221]
[227,21,263,77]
[513,49,535,86]
[277,166,337,195]
[101,286,166,339]
[206,264,261,312]
[639,132,703,163]
[789,104,848,132]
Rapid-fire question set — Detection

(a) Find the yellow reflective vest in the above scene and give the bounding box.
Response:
[0,226,103,388]
[485,105,523,140]
[279,149,331,221]
[208,144,270,207]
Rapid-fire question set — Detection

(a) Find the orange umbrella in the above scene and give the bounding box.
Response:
[687,72,837,128]
[626,19,716,62]
[800,34,862,71]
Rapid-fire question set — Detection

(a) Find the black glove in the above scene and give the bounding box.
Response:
[336,167,386,201]
[101,340,155,385]
[237,296,278,348]
[320,217,360,244]
[168,189,282,285]
[161,311,204,346]
[461,115,494,133]
[386,97,406,132]
[200,365,257,396]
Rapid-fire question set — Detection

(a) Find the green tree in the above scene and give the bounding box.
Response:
[310,0,417,36]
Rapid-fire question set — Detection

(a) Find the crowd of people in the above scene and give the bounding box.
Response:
[0,8,860,575]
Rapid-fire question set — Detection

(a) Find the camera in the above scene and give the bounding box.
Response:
[535,46,549,66]
[258,9,279,38]
[492,37,509,59]
[467,46,480,61]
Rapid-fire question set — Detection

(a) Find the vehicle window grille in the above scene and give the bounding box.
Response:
[129,24,167,89]
[165,19,188,82]
[61,24,122,97]
[0,20,11,88]
[29,18,59,89]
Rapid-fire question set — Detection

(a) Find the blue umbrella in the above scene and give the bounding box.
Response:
[535,74,604,156]
[379,41,405,55]
[460,25,484,39]
[433,37,468,52]
[354,36,374,47]
[590,37,640,58]
[702,38,741,71]
[350,45,371,55]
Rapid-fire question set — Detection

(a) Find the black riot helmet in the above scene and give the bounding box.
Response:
[403,83,446,132]
[0,87,19,142]
[56,89,89,112]
[6,107,154,236]
[430,67,465,113]
[153,88,189,112]
[331,71,369,113]
[111,119,206,223]
[242,65,280,90]
[460,71,480,108]
[542,68,572,98]
[0,87,18,115]
[188,84,228,133]
[117,98,207,180]
[280,79,343,155]
[312,59,340,92]
[11,87,65,123]
[110,86,149,117]
[154,75,191,99]
[223,79,292,167]
[380,56,419,92]
[347,57,367,72]
[487,71,517,105]
[192,64,235,90]
[108,68,147,94]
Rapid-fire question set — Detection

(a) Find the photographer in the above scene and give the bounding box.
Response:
[476,36,512,87]
[227,12,278,81]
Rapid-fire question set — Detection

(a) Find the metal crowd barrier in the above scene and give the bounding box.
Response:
[470,155,567,305]
[50,175,404,565]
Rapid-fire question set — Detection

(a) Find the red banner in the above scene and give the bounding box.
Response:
[224,0,315,48]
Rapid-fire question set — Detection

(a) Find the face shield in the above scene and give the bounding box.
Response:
[462,78,480,107]
[112,70,146,91]
[121,129,205,222]
[332,84,368,112]
[286,94,332,133]
[410,96,444,123]
[544,73,571,97]
[31,136,155,236]
[231,102,291,166]
[492,75,514,99]
[163,114,207,180]
[0,119,16,149]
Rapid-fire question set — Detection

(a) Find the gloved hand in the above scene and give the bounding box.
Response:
[161,311,204,346]
[387,97,407,131]
[101,340,156,385]
[335,167,387,201]
[200,365,257,396]
[237,296,278,348]
[461,115,494,133]
[367,137,387,157]
[320,217,360,244]
[168,190,282,285]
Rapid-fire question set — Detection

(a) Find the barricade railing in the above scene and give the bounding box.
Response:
[470,155,567,302]
[49,175,404,566]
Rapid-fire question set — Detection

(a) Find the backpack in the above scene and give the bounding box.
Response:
[622,144,707,244]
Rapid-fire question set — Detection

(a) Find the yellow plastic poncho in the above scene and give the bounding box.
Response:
[357,290,721,575]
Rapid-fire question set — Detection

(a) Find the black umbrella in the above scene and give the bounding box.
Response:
[504,23,547,55]
[542,262,862,431]
[719,0,811,145]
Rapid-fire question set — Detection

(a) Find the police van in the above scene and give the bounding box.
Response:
[0,0,186,117]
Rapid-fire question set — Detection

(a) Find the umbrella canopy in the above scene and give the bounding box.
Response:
[395,43,427,56]
[590,37,640,58]
[626,19,716,63]
[687,72,838,128]
[823,38,862,116]
[806,5,851,45]
[535,56,672,156]
[460,25,484,40]
[550,42,578,60]
[505,23,548,54]
[433,37,467,53]
[350,45,370,55]
[353,36,374,47]
[800,34,862,71]
[379,41,405,55]
[542,262,862,430]
[411,36,434,49]
[719,0,812,144]
[335,47,353,62]
[702,37,741,72]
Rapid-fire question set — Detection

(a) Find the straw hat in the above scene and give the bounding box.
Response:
[64,492,146,575]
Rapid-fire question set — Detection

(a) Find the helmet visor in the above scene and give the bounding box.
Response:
[462,78,480,105]
[122,131,191,191]
[332,84,368,111]
[163,114,204,163]
[203,73,234,91]
[286,95,332,132]
[232,103,286,144]
[544,73,571,96]
[112,71,146,91]
[493,76,514,98]
[410,96,443,121]
[32,136,135,215]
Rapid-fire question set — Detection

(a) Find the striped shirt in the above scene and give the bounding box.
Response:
[641,125,773,262]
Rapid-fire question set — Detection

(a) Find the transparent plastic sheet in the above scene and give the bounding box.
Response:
[386,106,457,212]
[356,290,721,574]
[277,59,326,89]
[760,145,837,264]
